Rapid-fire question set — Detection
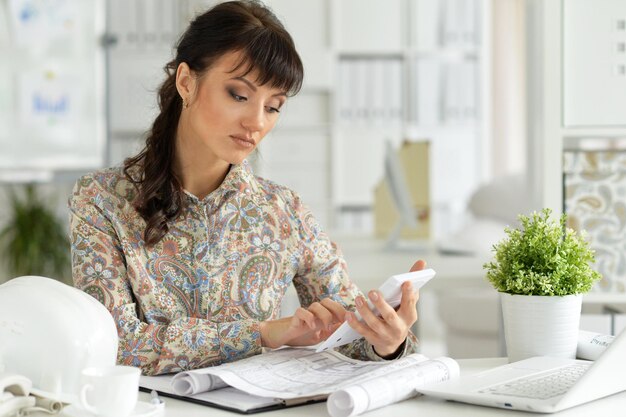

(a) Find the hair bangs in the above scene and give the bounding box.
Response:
[230,29,303,96]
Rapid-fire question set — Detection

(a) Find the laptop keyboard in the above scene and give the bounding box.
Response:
[478,362,591,400]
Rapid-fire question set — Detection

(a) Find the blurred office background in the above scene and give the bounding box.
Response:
[1,0,626,358]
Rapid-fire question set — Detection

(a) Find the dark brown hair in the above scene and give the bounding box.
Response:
[124,0,303,246]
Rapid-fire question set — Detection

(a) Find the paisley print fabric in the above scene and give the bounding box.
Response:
[564,150,626,293]
[69,160,418,375]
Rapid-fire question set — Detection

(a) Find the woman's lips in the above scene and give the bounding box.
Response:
[230,135,255,148]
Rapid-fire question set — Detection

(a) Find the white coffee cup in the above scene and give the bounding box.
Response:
[78,365,141,417]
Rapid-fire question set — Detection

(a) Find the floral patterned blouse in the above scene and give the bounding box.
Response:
[68,160,418,375]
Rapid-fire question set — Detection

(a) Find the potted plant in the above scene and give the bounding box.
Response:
[0,184,71,284]
[484,208,601,362]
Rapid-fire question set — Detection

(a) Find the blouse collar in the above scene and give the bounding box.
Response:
[183,160,263,206]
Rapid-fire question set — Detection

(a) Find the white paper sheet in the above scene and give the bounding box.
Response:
[577,330,615,361]
[145,348,461,414]
[172,348,440,400]
[140,375,280,412]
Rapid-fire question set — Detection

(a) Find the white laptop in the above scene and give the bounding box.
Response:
[419,328,626,413]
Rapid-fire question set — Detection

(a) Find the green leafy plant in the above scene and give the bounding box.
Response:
[0,184,71,283]
[484,208,601,296]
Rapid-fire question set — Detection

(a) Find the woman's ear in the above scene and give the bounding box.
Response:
[175,62,196,101]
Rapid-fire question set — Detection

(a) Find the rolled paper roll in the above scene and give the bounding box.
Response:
[33,395,65,414]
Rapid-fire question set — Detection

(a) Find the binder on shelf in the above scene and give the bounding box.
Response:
[158,0,179,49]
[455,0,466,46]
[337,58,404,127]
[363,61,375,122]
[389,59,403,124]
[109,0,140,51]
[353,60,368,124]
[338,60,354,124]
[371,59,386,125]
[383,60,396,123]
[138,0,159,50]
[414,0,440,51]
[439,0,480,50]
[441,0,458,47]
[462,61,477,122]
[415,59,441,126]
[464,0,479,47]
[124,0,140,50]
[443,63,477,125]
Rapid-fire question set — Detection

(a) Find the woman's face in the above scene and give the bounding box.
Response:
[176,51,287,165]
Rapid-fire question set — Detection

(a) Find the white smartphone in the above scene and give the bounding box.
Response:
[315,268,436,352]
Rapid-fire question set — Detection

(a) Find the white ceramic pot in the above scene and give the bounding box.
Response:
[500,292,582,363]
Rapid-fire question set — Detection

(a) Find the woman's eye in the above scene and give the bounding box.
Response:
[230,91,247,102]
[266,106,281,114]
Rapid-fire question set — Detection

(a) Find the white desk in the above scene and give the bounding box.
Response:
[38,358,624,417]
[115,358,625,417]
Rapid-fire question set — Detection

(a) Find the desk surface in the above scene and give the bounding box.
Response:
[95,359,625,417]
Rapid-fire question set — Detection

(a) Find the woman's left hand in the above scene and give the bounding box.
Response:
[345,259,426,358]
[260,298,347,349]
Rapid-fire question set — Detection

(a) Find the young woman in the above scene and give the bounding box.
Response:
[69,0,424,376]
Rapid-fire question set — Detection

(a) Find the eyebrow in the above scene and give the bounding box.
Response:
[231,76,288,98]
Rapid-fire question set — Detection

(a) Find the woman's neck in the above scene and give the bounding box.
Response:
[176,159,230,200]
[174,126,231,200]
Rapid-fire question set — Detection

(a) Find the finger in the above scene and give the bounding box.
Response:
[319,321,342,340]
[409,259,426,272]
[308,302,335,328]
[368,289,398,324]
[319,298,348,322]
[355,295,386,334]
[294,307,318,329]
[397,282,419,324]
[345,311,376,340]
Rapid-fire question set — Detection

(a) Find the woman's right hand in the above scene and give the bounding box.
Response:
[260,298,347,349]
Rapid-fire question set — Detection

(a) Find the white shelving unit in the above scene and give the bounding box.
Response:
[105,0,491,238]
[528,0,626,293]
[255,0,333,229]
[528,0,626,213]
[261,0,490,237]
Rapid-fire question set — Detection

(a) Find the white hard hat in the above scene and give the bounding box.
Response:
[0,276,118,404]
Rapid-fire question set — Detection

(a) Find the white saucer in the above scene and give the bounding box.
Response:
[62,400,163,417]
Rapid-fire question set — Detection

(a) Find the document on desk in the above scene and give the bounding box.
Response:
[140,347,459,415]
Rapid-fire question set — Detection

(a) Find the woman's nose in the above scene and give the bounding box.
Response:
[241,106,265,132]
